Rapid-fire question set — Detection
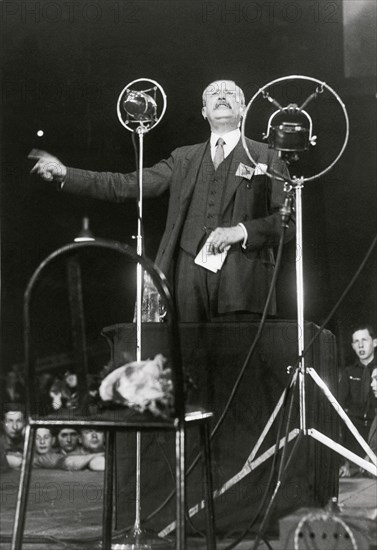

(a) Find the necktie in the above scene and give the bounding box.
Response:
[213,137,225,170]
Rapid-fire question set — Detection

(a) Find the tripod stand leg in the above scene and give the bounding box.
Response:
[243,369,299,467]
[308,368,377,465]
[251,431,305,550]
[159,429,301,537]
[308,428,377,477]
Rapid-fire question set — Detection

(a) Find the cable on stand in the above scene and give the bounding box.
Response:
[109,79,168,550]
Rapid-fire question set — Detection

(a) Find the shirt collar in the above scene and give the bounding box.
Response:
[210,128,241,151]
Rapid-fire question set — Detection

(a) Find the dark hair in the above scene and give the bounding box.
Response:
[56,427,79,436]
[1,402,26,418]
[351,325,376,339]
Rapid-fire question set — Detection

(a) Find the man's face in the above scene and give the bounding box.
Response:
[351,329,377,363]
[202,80,245,130]
[35,428,54,455]
[80,429,105,452]
[371,368,377,398]
[3,411,25,439]
[57,428,79,453]
[64,372,78,389]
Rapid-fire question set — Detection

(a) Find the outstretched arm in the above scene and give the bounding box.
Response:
[28,148,174,201]
[28,149,67,183]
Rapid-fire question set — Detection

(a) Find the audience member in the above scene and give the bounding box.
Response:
[32,427,63,469]
[339,325,377,477]
[49,371,79,411]
[0,437,9,472]
[81,374,102,415]
[60,429,105,471]
[342,367,377,477]
[56,427,81,455]
[367,367,377,456]
[0,370,25,404]
[80,428,105,453]
[63,370,79,409]
[0,404,25,469]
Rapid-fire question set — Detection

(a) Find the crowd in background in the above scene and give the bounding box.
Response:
[1,324,376,477]
[0,366,105,473]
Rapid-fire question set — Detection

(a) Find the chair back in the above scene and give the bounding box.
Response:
[23,239,184,423]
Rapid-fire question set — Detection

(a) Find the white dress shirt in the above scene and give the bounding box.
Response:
[210,128,241,161]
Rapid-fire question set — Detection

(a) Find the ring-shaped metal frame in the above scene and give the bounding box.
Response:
[117,78,167,133]
[241,75,349,184]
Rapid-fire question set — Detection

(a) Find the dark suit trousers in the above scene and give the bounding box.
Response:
[174,249,261,322]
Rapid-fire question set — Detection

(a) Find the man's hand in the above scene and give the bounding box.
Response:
[207,226,244,255]
[28,149,67,183]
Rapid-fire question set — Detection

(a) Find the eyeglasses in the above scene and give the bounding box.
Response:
[206,90,238,97]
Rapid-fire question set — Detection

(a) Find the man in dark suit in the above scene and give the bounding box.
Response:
[339,325,377,476]
[29,79,294,322]
[368,367,377,456]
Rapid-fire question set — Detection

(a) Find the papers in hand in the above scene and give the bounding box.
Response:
[194,235,228,273]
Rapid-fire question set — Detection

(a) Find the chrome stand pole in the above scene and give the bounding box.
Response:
[111,124,171,549]
[134,125,145,533]
[294,179,307,435]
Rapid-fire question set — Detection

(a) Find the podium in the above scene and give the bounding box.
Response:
[103,320,339,535]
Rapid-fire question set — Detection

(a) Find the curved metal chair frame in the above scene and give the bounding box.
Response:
[10,239,216,550]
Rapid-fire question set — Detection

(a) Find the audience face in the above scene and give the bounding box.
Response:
[35,428,54,455]
[64,371,78,389]
[351,329,377,364]
[57,428,79,453]
[3,411,25,441]
[371,368,377,398]
[80,429,105,452]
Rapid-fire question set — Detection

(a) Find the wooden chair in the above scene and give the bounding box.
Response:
[11,238,216,550]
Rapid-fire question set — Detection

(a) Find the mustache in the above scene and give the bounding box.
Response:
[215,100,231,109]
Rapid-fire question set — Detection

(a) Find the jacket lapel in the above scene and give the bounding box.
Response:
[222,138,260,212]
[180,141,209,205]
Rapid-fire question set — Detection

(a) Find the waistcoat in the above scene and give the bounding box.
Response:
[180,144,235,256]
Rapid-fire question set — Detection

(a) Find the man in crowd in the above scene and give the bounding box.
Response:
[343,367,377,477]
[56,427,81,455]
[60,429,105,471]
[29,79,294,322]
[33,427,63,469]
[339,325,377,477]
[0,369,25,404]
[0,404,25,469]
[32,427,105,470]
[367,367,377,456]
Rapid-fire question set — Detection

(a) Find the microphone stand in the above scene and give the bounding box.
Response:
[228,76,376,546]
[111,80,168,550]
[249,173,377,550]
[134,124,147,540]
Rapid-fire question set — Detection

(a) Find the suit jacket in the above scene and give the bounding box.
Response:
[368,414,377,455]
[63,137,295,314]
